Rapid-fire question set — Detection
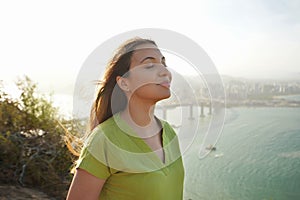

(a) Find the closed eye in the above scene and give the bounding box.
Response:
[140,56,166,65]
[140,56,167,68]
[145,63,155,69]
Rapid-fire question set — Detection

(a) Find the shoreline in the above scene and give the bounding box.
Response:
[225,95,300,108]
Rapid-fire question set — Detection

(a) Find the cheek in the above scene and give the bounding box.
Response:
[129,72,156,90]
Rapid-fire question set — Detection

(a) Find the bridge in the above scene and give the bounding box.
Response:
[156,99,225,120]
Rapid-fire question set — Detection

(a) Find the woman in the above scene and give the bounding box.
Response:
[66,37,185,200]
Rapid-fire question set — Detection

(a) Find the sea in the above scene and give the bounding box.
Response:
[154,97,300,200]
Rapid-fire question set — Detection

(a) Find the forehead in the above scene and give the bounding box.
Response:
[131,43,163,62]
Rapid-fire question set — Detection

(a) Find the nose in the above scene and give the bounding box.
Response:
[159,65,172,79]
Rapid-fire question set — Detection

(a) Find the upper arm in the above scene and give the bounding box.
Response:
[66,168,106,200]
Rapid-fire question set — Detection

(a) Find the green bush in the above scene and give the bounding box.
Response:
[0,76,79,199]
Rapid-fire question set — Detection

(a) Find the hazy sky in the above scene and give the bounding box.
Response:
[1,0,300,97]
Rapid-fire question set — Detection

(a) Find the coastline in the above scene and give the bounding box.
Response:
[225,94,300,108]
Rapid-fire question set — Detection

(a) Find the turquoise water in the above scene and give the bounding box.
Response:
[159,106,300,200]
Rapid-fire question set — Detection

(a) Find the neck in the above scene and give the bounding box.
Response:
[120,97,162,138]
[123,99,156,127]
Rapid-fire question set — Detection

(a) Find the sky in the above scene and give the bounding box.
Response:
[1,0,300,116]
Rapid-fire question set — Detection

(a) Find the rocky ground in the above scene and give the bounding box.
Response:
[0,185,55,200]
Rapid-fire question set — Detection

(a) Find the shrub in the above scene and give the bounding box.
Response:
[0,76,78,199]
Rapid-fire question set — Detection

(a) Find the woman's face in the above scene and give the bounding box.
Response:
[125,43,172,103]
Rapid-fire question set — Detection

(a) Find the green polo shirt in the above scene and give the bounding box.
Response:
[76,112,185,200]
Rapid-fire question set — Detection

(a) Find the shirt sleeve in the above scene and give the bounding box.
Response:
[75,126,112,180]
[76,147,111,179]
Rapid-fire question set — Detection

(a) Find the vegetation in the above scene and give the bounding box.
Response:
[0,76,80,199]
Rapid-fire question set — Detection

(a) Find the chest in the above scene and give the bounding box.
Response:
[142,133,165,163]
[101,158,185,200]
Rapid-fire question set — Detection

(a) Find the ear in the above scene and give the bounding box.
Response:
[116,76,130,92]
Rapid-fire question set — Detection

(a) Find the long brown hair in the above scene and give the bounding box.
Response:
[64,37,157,158]
[89,37,157,132]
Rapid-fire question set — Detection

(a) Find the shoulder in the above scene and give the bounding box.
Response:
[84,116,119,147]
[85,114,136,151]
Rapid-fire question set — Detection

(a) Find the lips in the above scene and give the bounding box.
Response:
[158,81,171,89]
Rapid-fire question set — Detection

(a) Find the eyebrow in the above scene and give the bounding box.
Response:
[140,56,165,63]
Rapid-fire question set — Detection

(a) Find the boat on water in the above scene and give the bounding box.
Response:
[205,144,216,151]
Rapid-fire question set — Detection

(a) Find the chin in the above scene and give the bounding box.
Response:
[133,85,171,101]
[156,92,171,101]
